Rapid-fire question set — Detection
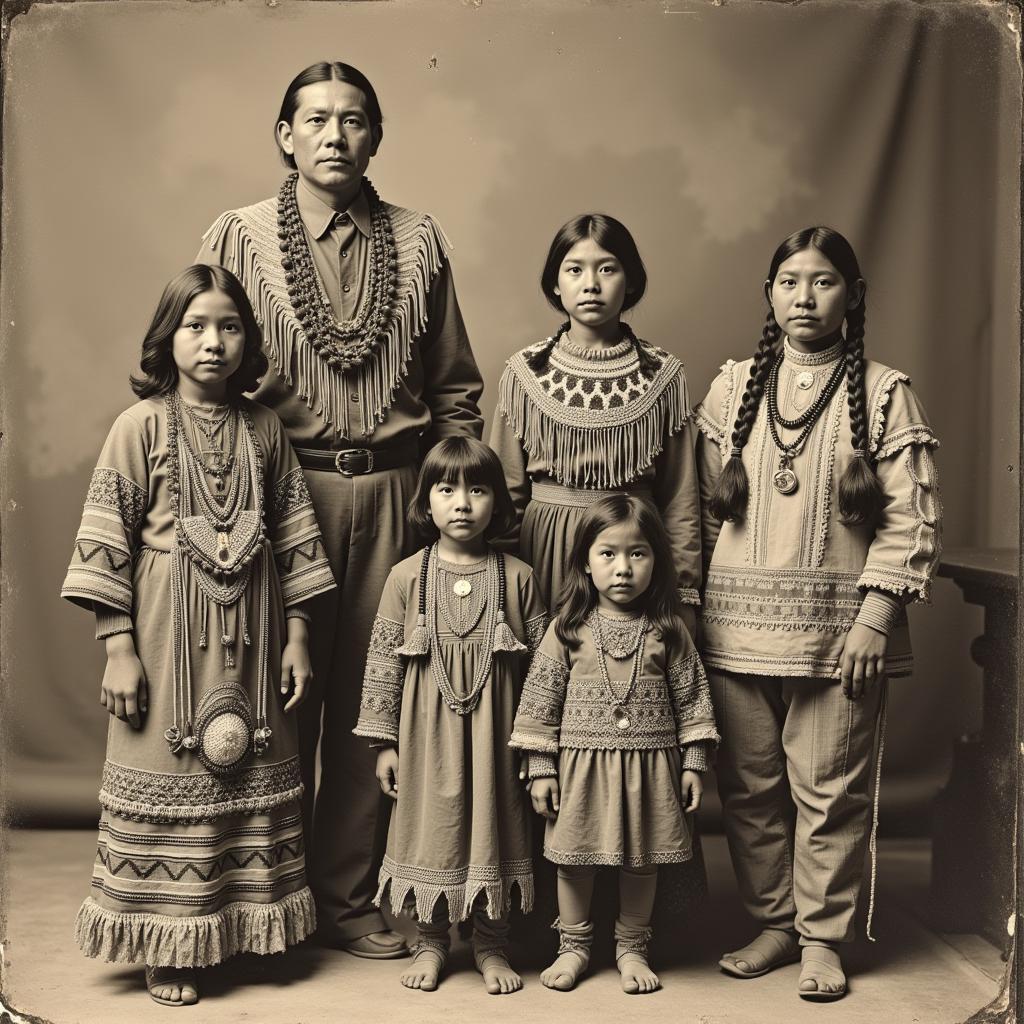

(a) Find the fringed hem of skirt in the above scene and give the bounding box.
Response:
[75,886,316,967]
[544,848,693,868]
[375,861,534,924]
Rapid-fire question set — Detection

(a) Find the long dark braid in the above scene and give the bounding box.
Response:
[620,321,661,375]
[837,299,884,525]
[708,309,782,522]
[525,320,570,371]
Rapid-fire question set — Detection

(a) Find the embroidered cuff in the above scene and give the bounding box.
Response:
[680,740,713,773]
[677,587,701,607]
[526,752,559,779]
[95,608,134,640]
[855,589,903,636]
[352,717,399,746]
[285,607,312,623]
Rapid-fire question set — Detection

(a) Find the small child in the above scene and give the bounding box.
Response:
[353,437,548,994]
[696,226,942,1000]
[510,494,719,994]
[61,265,335,1006]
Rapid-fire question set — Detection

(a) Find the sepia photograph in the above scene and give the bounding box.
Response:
[0,1,1020,1021]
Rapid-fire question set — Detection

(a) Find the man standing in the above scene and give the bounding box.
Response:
[198,62,483,958]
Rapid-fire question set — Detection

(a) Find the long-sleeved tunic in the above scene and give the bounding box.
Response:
[695,338,942,678]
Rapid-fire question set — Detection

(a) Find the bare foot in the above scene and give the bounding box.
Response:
[401,948,445,991]
[478,951,523,995]
[719,928,800,978]
[145,965,198,1006]
[618,953,660,994]
[798,945,847,1001]
[541,950,587,992]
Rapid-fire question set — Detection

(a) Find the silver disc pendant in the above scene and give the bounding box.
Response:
[796,370,814,390]
[612,705,631,731]
[773,467,798,494]
[453,579,472,598]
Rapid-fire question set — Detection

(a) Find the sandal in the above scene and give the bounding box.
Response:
[719,928,800,979]
[145,965,198,1007]
[341,929,410,959]
[798,946,847,1001]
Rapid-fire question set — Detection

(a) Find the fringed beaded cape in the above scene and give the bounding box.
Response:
[201,189,453,439]
[496,337,692,490]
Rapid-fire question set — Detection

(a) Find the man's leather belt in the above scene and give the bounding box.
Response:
[294,440,418,477]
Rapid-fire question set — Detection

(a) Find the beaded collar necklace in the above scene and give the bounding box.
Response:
[765,350,846,495]
[276,172,399,371]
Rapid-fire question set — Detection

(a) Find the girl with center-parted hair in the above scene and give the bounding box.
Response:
[353,437,549,995]
[509,493,719,994]
[696,227,942,1001]
[61,265,335,1007]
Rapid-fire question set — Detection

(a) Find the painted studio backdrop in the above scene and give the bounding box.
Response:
[1,0,1020,830]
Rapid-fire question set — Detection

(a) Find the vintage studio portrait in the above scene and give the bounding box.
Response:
[0,1,1020,1022]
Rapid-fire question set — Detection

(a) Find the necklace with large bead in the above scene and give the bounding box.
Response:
[276,173,399,372]
[425,547,500,715]
[438,558,488,639]
[765,353,846,495]
[590,611,648,731]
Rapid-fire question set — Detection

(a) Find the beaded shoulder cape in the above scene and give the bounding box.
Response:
[497,336,691,489]
[200,178,453,438]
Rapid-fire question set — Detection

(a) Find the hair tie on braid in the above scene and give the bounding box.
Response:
[729,447,743,459]
[395,547,431,656]
[852,449,867,459]
[492,552,527,653]
[526,321,570,371]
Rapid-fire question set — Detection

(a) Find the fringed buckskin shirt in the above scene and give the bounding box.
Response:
[695,338,942,679]
[490,336,702,604]
[198,179,483,447]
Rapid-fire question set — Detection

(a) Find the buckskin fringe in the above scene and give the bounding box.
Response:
[497,350,692,489]
[201,199,452,438]
[75,886,316,967]
[375,857,534,924]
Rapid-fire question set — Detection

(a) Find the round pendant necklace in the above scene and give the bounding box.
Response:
[765,352,846,495]
[590,611,648,731]
[453,578,472,597]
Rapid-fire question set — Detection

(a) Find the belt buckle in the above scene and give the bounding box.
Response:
[334,448,374,476]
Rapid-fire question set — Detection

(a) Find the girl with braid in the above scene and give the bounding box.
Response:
[353,438,548,994]
[695,227,942,1001]
[489,214,706,950]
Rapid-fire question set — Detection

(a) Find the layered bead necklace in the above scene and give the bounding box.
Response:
[399,544,525,715]
[276,172,399,371]
[765,350,846,495]
[164,393,273,767]
[589,610,648,732]
[180,400,236,493]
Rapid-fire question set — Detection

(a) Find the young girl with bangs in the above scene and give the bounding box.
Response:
[510,494,719,994]
[695,227,942,1001]
[353,437,548,995]
[61,265,335,1007]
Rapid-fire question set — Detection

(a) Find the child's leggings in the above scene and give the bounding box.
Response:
[710,671,883,946]
[557,864,658,926]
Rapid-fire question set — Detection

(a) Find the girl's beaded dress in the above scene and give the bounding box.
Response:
[510,614,719,867]
[490,334,701,610]
[61,397,335,967]
[353,547,548,923]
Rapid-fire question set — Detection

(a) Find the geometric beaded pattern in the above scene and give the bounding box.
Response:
[352,616,406,744]
[534,340,654,411]
[98,758,303,823]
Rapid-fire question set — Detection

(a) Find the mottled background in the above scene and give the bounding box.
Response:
[1,0,1019,833]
